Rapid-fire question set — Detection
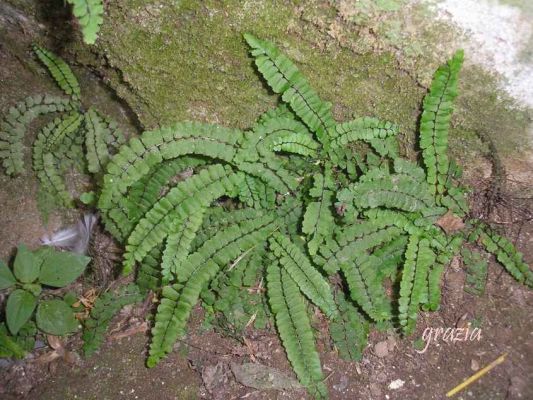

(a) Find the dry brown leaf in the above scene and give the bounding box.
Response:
[436,211,465,234]
[46,335,63,351]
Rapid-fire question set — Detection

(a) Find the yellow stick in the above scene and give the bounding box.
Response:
[446,353,507,397]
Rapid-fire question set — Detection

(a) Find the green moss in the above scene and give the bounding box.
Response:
[92,1,421,137]
[87,0,530,162]
[455,65,531,156]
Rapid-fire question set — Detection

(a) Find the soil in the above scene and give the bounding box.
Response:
[1,1,532,400]
[2,219,532,400]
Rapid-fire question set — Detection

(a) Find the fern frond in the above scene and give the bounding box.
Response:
[122,164,244,274]
[266,264,328,399]
[329,290,369,361]
[32,112,84,173]
[269,232,337,318]
[419,50,464,195]
[329,117,398,162]
[363,208,438,234]
[474,224,533,287]
[98,122,244,238]
[239,174,276,209]
[203,248,268,332]
[302,167,335,256]
[462,248,488,296]
[235,152,298,194]
[136,246,163,292]
[194,208,267,249]
[147,214,277,367]
[160,208,206,285]
[319,221,403,275]
[393,158,426,181]
[36,153,73,207]
[330,146,365,179]
[84,108,119,174]
[82,284,144,356]
[338,171,435,213]
[398,236,435,334]
[236,116,315,162]
[257,103,293,124]
[424,234,463,311]
[0,95,78,175]
[66,0,104,45]
[373,235,408,281]
[31,112,84,207]
[244,34,335,148]
[271,131,319,157]
[126,157,205,223]
[440,186,469,216]
[367,136,399,158]
[340,254,392,321]
[33,45,80,99]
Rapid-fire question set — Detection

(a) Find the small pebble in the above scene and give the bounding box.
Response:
[374,341,389,358]
[388,379,405,390]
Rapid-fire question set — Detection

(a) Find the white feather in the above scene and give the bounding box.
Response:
[41,213,97,254]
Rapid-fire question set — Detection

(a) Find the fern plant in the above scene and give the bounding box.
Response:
[95,35,532,398]
[0,45,124,209]
[67,0,104,45]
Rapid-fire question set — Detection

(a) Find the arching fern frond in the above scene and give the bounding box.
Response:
[147,214,278,367]
[122,164,244,274]
[267,264,328,399]
[244,34,335,148]
[269,232,337,318]
[31,112,84,208]
[126,157,205,223]
[98,122,244,237]
[338,170,435,213]
[318,221,403,275]
[257,103,293,124]
[33,45,80,100]
[33,112,84,174]
[368,136,399,158]
[193,208,267,249]
[270,130,319,157]
[329,117,398,163]
[462,247,488,296]
[236,116,315,162]
[419,50,463,195]
[0,95,78,175]
[423,234,463,311]
[202,247,269,332]
[472,223,533,288]
[66,0,104,45]
[373,235,409,281]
